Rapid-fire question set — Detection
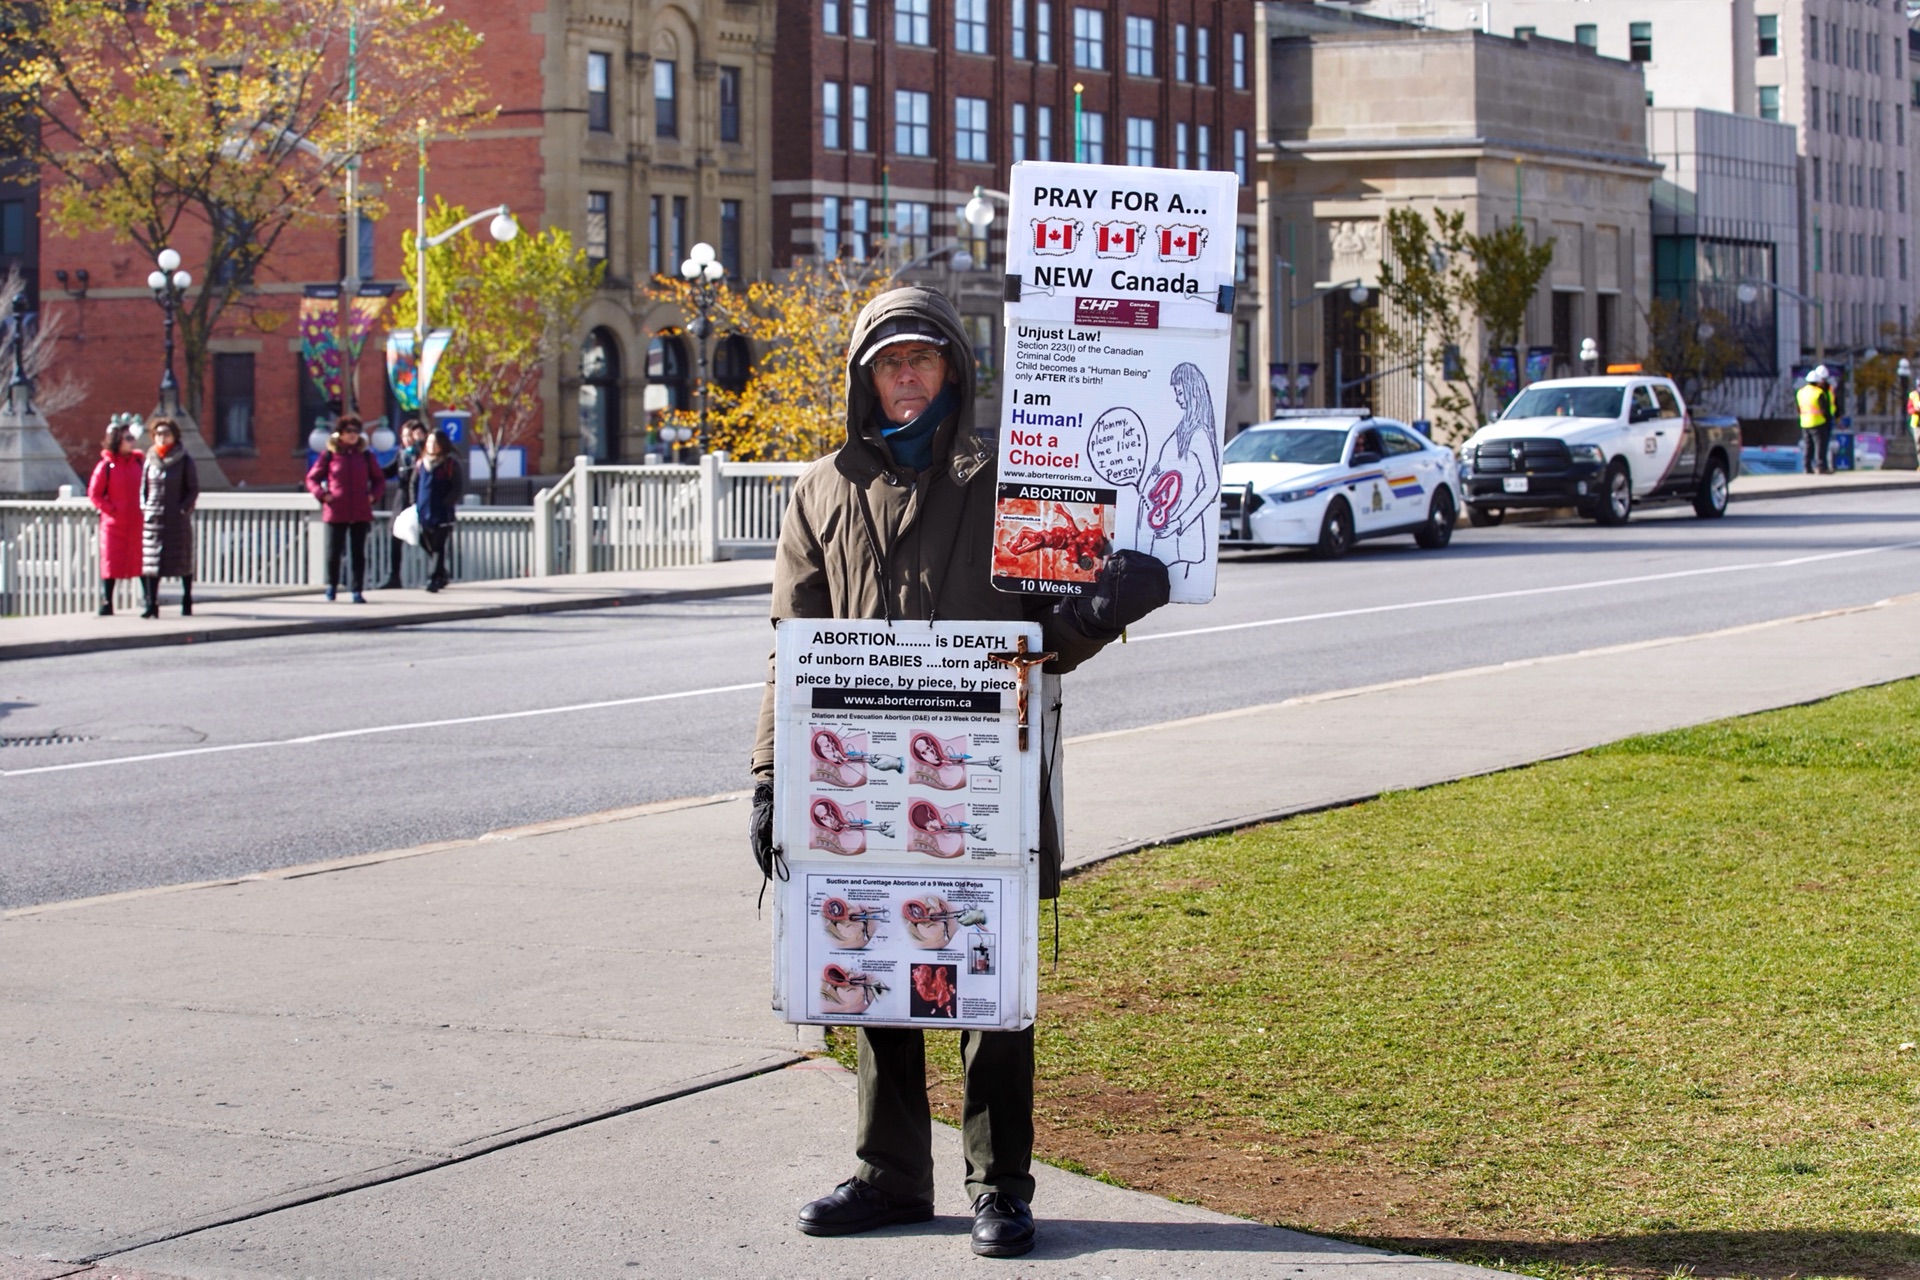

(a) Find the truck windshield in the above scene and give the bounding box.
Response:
[1223,428,1347,465]
[1503,386,1625,420]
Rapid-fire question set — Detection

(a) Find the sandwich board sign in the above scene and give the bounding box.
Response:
[992,160,1239,605]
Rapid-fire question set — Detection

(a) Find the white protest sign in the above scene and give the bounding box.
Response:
[992,161,1239,605]
[771,620,1045,1031]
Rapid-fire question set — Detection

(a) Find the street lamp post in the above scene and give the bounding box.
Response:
[146,248,193,413]
[679,241,726,455]
[1736,278,1824,368]
[1580,337,1600,376]
[410,197,517,418]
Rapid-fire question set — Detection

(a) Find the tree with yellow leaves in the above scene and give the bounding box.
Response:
[651,254,899,462]
[0,0,487,421]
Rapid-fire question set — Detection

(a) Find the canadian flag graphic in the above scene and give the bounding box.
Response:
[1093,221,1144,258]
[1156,223,1208,262]
[1030,218,1082,256]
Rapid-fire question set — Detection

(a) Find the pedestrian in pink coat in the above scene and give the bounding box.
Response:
[85,421,145,616]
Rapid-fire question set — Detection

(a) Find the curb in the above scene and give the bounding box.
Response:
[1731,476,1920,502]
[0,580,773,663]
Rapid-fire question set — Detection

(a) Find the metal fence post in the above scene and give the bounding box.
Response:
[531,485,554,576]
[571,454,593,574]
[700,450,725,562]
[306,509,327,586]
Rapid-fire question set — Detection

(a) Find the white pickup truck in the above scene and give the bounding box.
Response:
[1458,375,1742,526]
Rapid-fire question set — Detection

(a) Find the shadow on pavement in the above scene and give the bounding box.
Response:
[1365,1229,1920,1280]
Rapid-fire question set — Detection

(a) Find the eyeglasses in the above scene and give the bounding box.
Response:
[872,349,943,378]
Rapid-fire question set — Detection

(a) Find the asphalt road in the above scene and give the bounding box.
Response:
[8,489,1918,909]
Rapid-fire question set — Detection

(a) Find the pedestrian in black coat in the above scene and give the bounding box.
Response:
[139,417,200,619]
[414,428,464,592]
[379,417,426,589]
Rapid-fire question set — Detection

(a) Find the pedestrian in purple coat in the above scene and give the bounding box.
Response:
[305,415,387,603]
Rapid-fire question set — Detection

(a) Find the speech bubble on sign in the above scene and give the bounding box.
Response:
[1087,407,1148,488]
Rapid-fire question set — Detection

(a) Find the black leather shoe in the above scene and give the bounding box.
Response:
[796,1177,933,1237]
[970,1190,1035,1257]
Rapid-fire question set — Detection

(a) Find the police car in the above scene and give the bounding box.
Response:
[1217,412,1462,558]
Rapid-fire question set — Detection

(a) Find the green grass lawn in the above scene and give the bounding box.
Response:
[831,679,1920,1279]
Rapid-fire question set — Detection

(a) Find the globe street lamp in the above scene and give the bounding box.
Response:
[679,241,726,454]
[146,248,193,412]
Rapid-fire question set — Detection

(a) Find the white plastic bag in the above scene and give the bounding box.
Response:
[393,504,422,547]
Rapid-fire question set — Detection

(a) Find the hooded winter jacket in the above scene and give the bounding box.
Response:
[141,445,199,578]
[306,432,387,524]
[750,285,1110,897]
[88,448,145,578]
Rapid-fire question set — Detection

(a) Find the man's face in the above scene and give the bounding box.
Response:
[871,342,949,424]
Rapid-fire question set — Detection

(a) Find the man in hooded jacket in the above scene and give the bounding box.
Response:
[750,286,1172,1258]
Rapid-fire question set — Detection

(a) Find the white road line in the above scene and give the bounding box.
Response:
[1128,539,1920,644]
[0,682,764,779]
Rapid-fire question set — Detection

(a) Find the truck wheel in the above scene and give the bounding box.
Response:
[1414,489,1456,549]
[1466,505,1504,528]
[1693,457,1729,519]
[1594,461,1632,526]
[1314,499,1354,559]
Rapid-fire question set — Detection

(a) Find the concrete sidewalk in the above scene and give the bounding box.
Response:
[2,469,1912,663]
[7,590,1920,1278]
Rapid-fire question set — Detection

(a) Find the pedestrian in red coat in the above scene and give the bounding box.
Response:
[85,420,145,616]
[304,415,386,602]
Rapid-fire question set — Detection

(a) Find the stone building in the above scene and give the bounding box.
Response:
[1254,6,1659,429]
[30,0,777,487]
[770,0,1264,430]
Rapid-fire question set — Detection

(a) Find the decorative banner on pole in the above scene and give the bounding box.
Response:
[384,328,452,412]
[993,161,1240,605]
[771,620,1045,1032]
[300,285,393,405]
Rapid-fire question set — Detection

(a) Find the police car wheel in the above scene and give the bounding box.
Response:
[1594,461,1632,526]
[1314,499,1354,559]
[1414,490,1456,549]
[1693,458,1729,519]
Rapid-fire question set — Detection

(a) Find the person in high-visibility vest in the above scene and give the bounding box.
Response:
[1906,383,1920,443]
[1797,366,1834,475]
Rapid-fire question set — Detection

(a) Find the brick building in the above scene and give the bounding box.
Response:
[771,0,1263,429]
[32,0,777,488]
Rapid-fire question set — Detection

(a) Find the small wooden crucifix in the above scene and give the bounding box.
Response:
[986,635,1055,752]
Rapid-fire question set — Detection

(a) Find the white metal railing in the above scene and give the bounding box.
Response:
[4,453,810,615]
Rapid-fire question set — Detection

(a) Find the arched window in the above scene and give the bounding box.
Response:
[647,330,692,410]
[713,334,752,394]
[578,328,622,462]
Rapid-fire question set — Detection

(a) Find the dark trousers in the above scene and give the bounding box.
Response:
[325,521,371,592]
[1802,425,1831,473]
[421,523,453,587]
[854,1024,1034,1205]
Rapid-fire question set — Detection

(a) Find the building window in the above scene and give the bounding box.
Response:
[1629,22,1651,62]
[1574,23,1597,48]
[1813,226,1822,274]
[1899,106,1906,147]
[1759,85,1780,120]
[1812,157,1822,201]
[1036,104,1053,160]
[852,85,870,150]
[1174,24,1189,81]
[850,198,870,260]
[1900,170,1907,213]
[1757,13,1778,57]
[649,195,662,276]
[1035,1,1052,62]
[1235,226,1250,282]
[1903,238,1909,282]
[655,60,678,137]
[1125,16,1153,76]
[1012,0,1027,58]
[585,191,610,264]
[1515,26,1536,41]
[0,200,23,256]
[1873,235,1885,279]
[213,353,254,450]
[822,195,841,259]
[1235,320,1251,383]
[1080,110,1104,163]
[1012,102,1028,162]
[955,0,988,53]
[1175,121,1189,169]
[1197,123,1211,171]
[895,90,930,155]
[1073,7,1103,70]
[956,96,990,162]
[578,330,621,463]
[1234,128,1247,184]
[719,67,741,142]
[1125,116,1154,166]
[1196,26,1211,84]
[893,201,930,259]
[587,51,611,132]
[897,0,930,45]
[824,0,840,36]
[671,195,687,269]
[721,199,742,278]
[824,81,842,148]
[1232,31,1247,89]
[1809,87,1820,132]
[1827,21,1839,66]
[851,0,868,38]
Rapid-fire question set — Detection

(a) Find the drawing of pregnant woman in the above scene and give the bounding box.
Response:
[1137,362,1220,579]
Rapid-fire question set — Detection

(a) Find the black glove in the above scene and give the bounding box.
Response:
[1059,549,1170,641]
[750,779,778,880]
